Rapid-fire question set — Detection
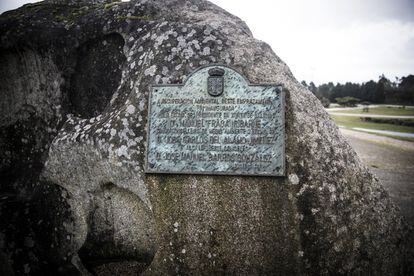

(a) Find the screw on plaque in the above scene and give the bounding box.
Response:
[207,67,225,97]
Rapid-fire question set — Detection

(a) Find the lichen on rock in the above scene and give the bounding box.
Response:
[0,0,412,275]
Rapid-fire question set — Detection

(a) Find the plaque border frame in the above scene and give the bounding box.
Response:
[144,64,285,177]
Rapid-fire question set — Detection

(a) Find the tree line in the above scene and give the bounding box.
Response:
[301,75,414,107]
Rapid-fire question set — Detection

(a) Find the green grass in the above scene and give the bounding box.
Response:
[331,115,414,142]
[333,106,414,116]
[331,115,414,133]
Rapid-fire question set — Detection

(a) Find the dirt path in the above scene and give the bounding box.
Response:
[340,128,414,228]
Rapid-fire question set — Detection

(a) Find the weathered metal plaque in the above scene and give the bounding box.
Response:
[145,65,285,176]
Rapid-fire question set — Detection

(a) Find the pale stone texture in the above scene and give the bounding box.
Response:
[0,0,412,275]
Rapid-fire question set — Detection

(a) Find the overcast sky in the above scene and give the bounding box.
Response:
[1,0,413,84]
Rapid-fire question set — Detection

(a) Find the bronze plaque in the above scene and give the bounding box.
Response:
[146,65,285,176]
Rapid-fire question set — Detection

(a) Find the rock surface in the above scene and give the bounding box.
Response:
[0,0,412,275]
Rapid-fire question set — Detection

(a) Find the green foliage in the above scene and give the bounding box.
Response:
[360,117,414,127]
[335,97,361,107]
[302,74,414,106]
[332,106,414,116]
[320,97,330,108]
[302,81,329,107]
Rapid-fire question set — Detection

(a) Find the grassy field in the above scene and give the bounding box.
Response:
[331,115,414,142]
[332,106,414,116]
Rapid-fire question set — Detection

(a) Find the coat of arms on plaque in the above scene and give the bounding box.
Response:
[207,67,225,97]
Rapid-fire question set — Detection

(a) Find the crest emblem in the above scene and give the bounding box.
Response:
[207,67,225,97]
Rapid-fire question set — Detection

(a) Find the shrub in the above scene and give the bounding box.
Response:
[335,97,360,107]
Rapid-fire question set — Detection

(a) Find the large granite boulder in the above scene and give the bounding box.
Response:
[0,0,412,274]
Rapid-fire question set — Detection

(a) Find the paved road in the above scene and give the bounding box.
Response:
[351,127,414,138]
[328,112,414,119]
[340,128,414,228]
[341,128,414,151]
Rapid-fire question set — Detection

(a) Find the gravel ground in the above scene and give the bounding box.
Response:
[341,129,414,228]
